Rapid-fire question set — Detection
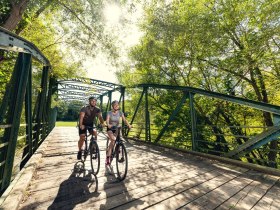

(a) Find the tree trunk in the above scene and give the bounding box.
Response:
[2,0,30,31]
[15,0,54,34]
[254,66,278,167]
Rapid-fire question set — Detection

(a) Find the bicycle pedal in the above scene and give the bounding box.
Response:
[118,157,124,163]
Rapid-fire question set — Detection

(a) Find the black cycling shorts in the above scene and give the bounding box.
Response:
[79,124,93,135]
[107,127,117,134]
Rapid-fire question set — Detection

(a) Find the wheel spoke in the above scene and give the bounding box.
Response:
[116,144,128,181]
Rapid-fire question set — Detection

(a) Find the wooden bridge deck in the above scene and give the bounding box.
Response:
[16,127,280,210]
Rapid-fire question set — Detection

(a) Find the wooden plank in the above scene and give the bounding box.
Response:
[15,127,280,210]
[251,179,280,210]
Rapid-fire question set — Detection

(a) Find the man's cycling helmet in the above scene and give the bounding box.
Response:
[88,96,97,101]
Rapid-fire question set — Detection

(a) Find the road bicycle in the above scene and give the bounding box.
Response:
[106,126,128,181]
[80,126,101,175]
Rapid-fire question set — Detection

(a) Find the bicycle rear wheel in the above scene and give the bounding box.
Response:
[89,140,100,175]
[116,143,128,181]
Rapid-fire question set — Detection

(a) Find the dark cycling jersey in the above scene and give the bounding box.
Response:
[80,105,101,125]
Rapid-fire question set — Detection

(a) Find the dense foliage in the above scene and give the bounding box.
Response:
[0,0,279,167]
[118,0,280,167]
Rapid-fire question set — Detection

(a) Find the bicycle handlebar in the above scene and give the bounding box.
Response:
[84,125,103,129]
[106,125,130,130]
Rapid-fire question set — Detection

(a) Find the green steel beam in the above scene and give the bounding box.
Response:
[45,76,55,134]
[189,92,197,151]
[137,84,280,115]
[34,66,49,149]
[0,27,49,65]
[58,95,99,101]
[60,77,122,89]
[58,83,105,93]
[130,89,145,126]
[144,87,151,142]
[273,114,280,125]
[119,86,125,113]
[155,92,188,143]
[57,90,89,97]
[1,53,32,192]
[225,126,280,158]
[99,95,104,111]
[20,61,33,169]
[126,89,145,136]
[106,91,112,113]
[0,74,14,124]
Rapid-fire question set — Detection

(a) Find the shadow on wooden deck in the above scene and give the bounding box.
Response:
[0,127,279,210]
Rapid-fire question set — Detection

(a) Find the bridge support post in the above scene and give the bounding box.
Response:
[126,88,145,137]
[20,61,33,169]
[34,66,49,149]
[144,87,151,142]
[46,76,56,133]
[189,92,197,151]
[1,53,31,193]
[273,114,280,125]
[105,91,112,113]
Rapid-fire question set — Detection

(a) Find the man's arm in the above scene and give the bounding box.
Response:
[79,112,85,129]
[98,112,105,125]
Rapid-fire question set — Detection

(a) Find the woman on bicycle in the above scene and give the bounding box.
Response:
[106,100,131,165]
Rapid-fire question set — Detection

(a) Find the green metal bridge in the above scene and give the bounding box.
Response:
[0,27,280,209]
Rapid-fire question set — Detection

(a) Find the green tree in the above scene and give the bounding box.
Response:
[119,0,280,166]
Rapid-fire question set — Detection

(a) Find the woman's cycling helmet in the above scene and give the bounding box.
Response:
[111,100,119,106]
[88,96,97,101]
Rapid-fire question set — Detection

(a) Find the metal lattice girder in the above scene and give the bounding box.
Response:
[58,95,99,101]
[57,78,124,102]
[137,84,280,115]
[0,27,50,65]
[64,77,122,89]
[57,84,108,95]
[225,126,280,158]
[155,92,188,143]
[1,53,32,192]
[58,90,94,97]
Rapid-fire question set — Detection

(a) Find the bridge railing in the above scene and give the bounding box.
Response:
[126,84,280,170]
[0,27,56,195]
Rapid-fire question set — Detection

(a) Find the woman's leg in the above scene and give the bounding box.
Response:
[107,131,116,157]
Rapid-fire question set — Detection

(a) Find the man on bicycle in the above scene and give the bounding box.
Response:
[77,96,105,160]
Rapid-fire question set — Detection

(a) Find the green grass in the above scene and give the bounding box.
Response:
[56,121,77,127]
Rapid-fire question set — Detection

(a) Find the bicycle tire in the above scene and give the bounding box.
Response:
[89,140,100,175]
[81,149,87,162]
[106,138,115,166]
[106,138,110,150]
[116,143,128,181]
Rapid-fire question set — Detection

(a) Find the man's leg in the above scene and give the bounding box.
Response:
[77,127,86,160]
[92,129,97,140]
[78,134,85,151]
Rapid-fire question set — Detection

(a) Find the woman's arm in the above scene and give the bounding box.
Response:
[122,113,131,129]
[106,113,111,128]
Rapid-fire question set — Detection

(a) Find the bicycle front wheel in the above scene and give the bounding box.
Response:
[89,140,100,175]
[116,143,128,181]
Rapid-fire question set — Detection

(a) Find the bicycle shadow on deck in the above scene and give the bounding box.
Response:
[47,161,100,210]
[99,158,144,209]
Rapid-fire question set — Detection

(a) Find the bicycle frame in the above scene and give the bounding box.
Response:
[80,126,101,175]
